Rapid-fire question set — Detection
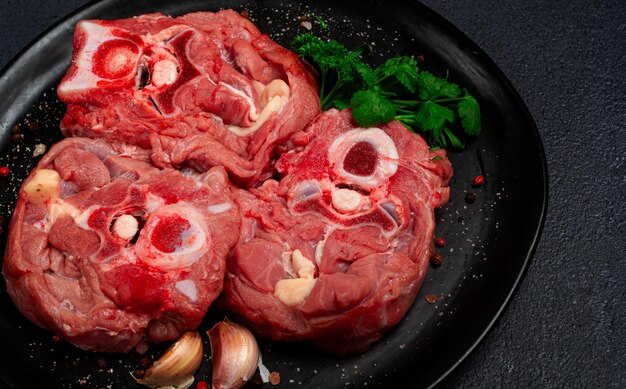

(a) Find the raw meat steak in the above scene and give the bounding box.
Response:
[2,138,240,352]
[57,10,320,186]
[219,109,452,355]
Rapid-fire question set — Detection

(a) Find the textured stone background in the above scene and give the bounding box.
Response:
[0,0,624,387]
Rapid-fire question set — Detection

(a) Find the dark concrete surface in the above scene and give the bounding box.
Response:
[0,0,624,387]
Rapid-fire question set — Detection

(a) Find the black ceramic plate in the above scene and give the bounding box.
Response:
[0,0,547,388]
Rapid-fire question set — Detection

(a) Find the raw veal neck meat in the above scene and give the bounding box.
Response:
[219,109,453,355]
[58,10,320,187]
[2,138,240,352]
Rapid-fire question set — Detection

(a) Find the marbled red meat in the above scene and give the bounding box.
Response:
[2,138,240,352]
[57,10,320,186]
[5,8,455,357]
[219,109,452,355]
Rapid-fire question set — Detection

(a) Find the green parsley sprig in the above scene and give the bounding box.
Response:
[291,33,481,149]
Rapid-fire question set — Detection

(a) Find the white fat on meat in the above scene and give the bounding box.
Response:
[314,227,333,266]
[45,199,79,232]
[228,79,290,137]
[112,214,138,241]
[274,249,317,307]
[23,169,61,205]
[73,207,95,230]
[291,249,316,279]
[145,25,188,44]
[328,128,399,190]
[175,279,198,302]
[259,79,290,107]
[207,202,232,213]
[58,21,142,96]
[274,278,316,308]
[144,193,165,212]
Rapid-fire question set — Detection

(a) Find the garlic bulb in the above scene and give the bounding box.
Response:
[208,321,260,389]
[133,331,203,389]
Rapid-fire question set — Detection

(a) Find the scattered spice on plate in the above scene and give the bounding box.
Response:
[425,294,438,304]
[96,356,107,368]
[138,357,151,368]
[52,335,63,344]
[430,254,442,268]
[12,133,24,142]
[26,120,40,132]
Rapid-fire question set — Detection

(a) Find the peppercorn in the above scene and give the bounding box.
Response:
[96,356,107,368]
[471,175,484,187]
[134,370,145,379]
[196,380,208,389]
[0,215,6,225]
[465,192,477,204]
[27,120,39,131]
[0,167,10,177]
[11,133,24,142]
[138,357,151,368]
[435,237,445,247]
[430,254,442,268]
[425,294,438,304]
[269,371,281,385]
[52,335,63,344]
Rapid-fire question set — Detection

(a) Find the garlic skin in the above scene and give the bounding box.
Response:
[133,331,203,389]
[208,321,260,389]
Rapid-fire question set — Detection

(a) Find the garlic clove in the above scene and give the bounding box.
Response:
[208,321,260,389]
[133,331,203,389]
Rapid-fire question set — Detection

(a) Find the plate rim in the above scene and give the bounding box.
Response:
[0,0,549,387]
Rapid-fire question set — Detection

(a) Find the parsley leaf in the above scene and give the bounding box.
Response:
[291,34,368,109]
[415,101,455,133]
[417,71,462,100]
[291,33,482,149]
[377,56,420,93]
[351,90,396,127]
[444,127,465,149]
[457,94,481,136]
